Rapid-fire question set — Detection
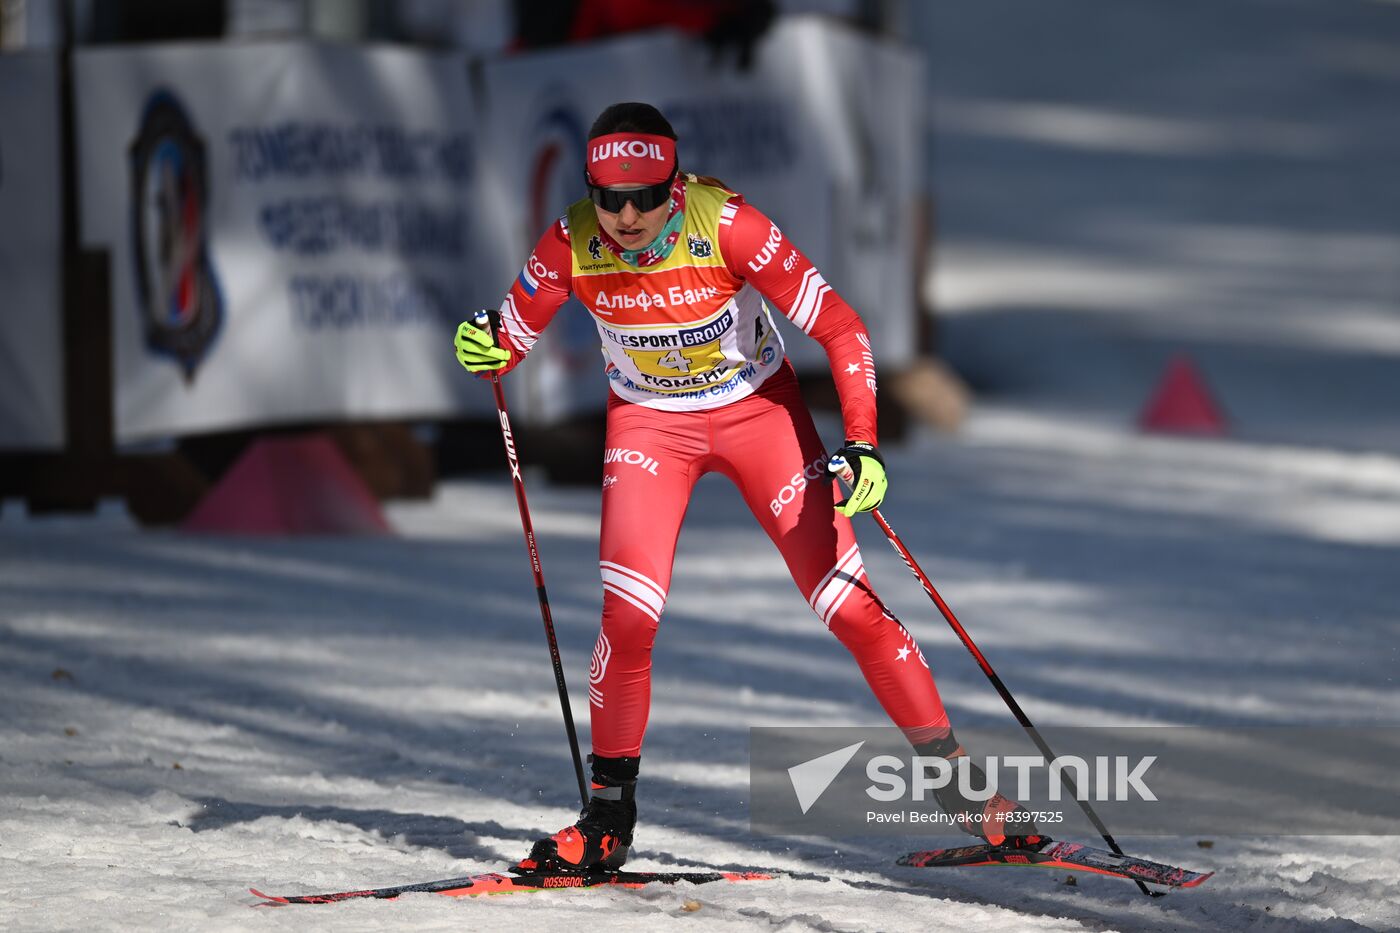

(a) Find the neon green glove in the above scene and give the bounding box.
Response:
[454,314,511,373]
[829,440,888,517]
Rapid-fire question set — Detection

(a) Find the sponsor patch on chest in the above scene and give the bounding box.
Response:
[593,283,723,311]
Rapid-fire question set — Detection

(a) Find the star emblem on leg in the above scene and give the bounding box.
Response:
[896,646,911,661]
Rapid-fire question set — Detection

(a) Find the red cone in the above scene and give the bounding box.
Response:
[1138,356,1228,436]
[182,433,391,535]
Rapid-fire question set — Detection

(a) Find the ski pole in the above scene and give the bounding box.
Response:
[828,456,1156,898]
[476,311,589,810]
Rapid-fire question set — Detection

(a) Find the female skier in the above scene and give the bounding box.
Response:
[455,102,1037,871]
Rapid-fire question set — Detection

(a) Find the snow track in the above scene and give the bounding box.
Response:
[3,411,1397,929]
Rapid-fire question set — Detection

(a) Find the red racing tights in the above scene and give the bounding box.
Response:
[589,364,950,757]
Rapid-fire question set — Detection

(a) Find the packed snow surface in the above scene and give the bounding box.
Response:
[3,411,1398,931]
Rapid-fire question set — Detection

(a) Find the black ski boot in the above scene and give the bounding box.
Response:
[914,733,1045,850]
[518,755,638,872]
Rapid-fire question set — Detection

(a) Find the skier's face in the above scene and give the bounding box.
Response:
[595,194,669,250]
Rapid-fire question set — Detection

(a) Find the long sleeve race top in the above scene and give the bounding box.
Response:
[493,177,880,442]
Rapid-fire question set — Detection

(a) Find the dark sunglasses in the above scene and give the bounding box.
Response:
[586,165,678,214]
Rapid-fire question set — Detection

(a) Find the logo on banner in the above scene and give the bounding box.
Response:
[529,103,587,243]
[527,99,602,364]
[129,90,224,382]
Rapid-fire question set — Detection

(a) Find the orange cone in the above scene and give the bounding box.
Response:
[1138,355,1228,436]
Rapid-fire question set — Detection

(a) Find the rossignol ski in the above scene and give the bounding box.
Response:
[898,839,1213,889]
[251,867,774,905]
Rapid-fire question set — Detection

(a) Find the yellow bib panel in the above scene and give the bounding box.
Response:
[565,180,786,410]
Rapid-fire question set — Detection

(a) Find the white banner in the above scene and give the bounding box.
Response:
[475,17,921,423]
[76,43,501,443]
[71,26,919,439]
[0,51,64,451]
[793,20,922,364]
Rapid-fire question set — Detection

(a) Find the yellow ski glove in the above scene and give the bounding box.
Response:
[829,441,888,517]
[454,314,511,373]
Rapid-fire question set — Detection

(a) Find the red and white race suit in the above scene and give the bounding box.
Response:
[493,178,949,756]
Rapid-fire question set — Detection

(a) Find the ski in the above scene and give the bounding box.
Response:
[897,839,1213,888]
[251,867,775,904]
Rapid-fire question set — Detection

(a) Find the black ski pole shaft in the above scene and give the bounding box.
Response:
[828,457,1155,897]
[478,313,588,809]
